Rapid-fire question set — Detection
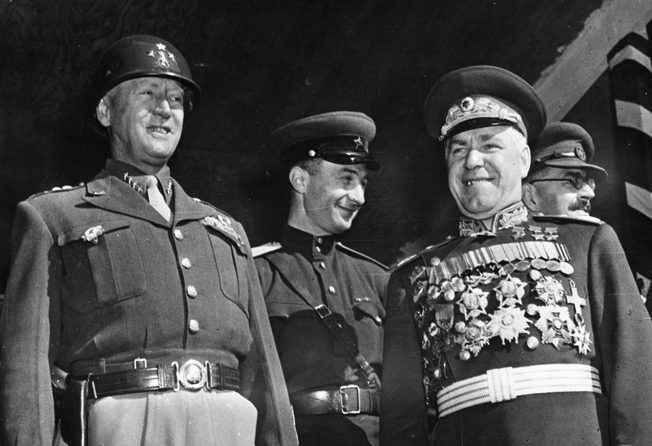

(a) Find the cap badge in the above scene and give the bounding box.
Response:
[441,96,523,140]
[147,43,177,69]
[575,145,586,161]
[353,136,364,150]
[460,97,475,112]
[308,149,317,158]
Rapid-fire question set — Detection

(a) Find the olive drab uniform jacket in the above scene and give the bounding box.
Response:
[254,226,388,445]
[381,203,652,446]
[0,160,297,446]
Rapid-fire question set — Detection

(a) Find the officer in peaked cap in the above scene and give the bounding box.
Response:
[269,110,380,170]
[524,121,608,221]
[255,111,388,446]
[381,66,652,446]
[424,64,547,143]
[0,35,297,446]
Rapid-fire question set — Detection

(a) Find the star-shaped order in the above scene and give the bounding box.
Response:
[494,275,527,307]
[457,286,489,319]
[571,323,592,355]
[534,276,566,305]
[489,307,531,345]
[535,305,574,349]
[459,318,491,356]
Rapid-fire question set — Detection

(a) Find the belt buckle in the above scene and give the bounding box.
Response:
[339,384,361,415]
[315,304,332,319]
[172,359,207,391]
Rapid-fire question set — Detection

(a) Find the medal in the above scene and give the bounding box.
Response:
[457,286,489,319]
[566,279,587,316]
[534,276,565,305]
[494,275,527,307]
[535,305,574,349]
[489,307,531,345]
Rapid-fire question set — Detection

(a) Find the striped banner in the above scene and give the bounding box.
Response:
[607,25,652,310]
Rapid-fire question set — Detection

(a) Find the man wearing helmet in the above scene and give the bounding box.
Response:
[0,35,297,446]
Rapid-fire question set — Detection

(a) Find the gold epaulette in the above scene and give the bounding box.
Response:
[252,241,283,258]
[335,242,388,270]
[533,214,603,225]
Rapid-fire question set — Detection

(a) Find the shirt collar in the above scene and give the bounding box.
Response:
[458,202,528,237]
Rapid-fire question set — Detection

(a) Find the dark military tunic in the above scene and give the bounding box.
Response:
[381,203,652,446]
[0,160,297,446]
[255,226,388,446]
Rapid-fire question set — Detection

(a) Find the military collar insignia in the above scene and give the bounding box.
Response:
[147,42,177,70]
[459,202,528,237]
[122,173,146,195]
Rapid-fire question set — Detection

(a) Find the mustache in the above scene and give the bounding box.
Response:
[569,198,591,213]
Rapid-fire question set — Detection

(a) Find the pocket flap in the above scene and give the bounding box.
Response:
[353,300,385,325]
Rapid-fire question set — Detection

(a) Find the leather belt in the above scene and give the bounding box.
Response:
[436,363,602,417]
[76,358,240,399]
[291,385,380,416]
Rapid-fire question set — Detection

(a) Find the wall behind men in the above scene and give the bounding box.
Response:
[0,0,604,290]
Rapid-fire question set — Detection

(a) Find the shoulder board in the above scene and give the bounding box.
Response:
[533,214,603,226]
[391,252,420,271]
[252,241,283,258]
[30,183,85,199]
[420,235,457,254]
[335,242,388,270]
[391,235,457,272]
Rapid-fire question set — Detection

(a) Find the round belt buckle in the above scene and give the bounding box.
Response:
[178,359,207,391]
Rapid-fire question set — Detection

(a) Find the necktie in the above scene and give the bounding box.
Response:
[144,175,172,222]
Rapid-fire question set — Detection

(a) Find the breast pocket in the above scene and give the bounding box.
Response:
[205,228,250,316]
[58,220,147,312]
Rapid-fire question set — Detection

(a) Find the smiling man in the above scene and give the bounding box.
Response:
[381,66,652,446]
[523,121,607,222]
[0,35,297,446]
[253,111,389,446]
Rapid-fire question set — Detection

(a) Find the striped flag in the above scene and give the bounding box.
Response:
[607,26,652,308]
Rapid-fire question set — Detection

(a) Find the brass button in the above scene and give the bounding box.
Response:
[319,262,326,269]
[328,286,336,294]
[188,319,200,333]
[187,285,198,298]
[174,229,184,240]
[181,258,192,269]
[315,246,322,253]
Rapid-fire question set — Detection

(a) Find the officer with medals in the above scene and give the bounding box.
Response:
[380,66,652,445]
[523,121,607,222]
[0,35,297,446]
[254,111,388,446]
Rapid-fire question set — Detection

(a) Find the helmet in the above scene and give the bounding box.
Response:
[94,34,201,111]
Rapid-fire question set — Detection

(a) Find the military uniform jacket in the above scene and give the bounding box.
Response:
[254,226,387,395]
[0,161,297,446]
[381,203,652,446]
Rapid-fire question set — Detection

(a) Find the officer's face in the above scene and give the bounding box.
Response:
[103,77,184,172]
[446,126,530,220]
[525,167,596,218]
[303,161,369,235]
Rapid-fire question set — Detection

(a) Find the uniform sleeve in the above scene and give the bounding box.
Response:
[0,200,61,445]
[380,268,429,446]
[588,223,652,445]
[237,226,298,446]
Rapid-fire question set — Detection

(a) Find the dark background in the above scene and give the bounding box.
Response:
[0,0,637,291]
